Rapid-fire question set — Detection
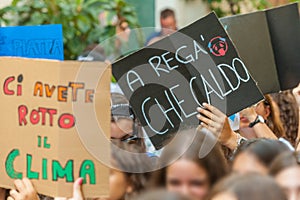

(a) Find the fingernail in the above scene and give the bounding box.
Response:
[196,114,201,118]
[196,107,202,111]
[202,102,207,106]
[78,178,83,185]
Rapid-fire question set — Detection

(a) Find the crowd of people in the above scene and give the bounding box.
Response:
[2,82,299,200]
[2,7,300,200]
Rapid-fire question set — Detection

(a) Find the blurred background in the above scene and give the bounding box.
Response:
[0,0,297,60]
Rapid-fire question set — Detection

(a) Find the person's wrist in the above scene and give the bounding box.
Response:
[249,115,265,128]
[223,131,238,150]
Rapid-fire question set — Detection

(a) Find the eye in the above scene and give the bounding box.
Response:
[190,179,207,187]
[167,178,181,186]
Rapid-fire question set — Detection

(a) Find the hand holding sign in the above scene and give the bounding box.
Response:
[8,178,39,200]
[197,103,237,150]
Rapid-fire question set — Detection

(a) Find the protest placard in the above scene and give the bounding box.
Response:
[265,3,300,91]
[0,24,64,60]
[0,57,110,197]
[221,3,300,93]
[112,12,264,149]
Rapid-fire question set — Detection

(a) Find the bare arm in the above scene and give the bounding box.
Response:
[239,107,277,139]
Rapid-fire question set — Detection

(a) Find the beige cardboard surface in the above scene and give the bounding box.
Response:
[0,57,110,198]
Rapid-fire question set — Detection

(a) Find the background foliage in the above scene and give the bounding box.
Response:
[198,0,296,17]
[0,0,140,60]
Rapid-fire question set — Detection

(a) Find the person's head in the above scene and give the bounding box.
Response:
[160,8,177,35]
[270,151,300,200]
[208,173,287,200]
[110,141,153,200]
[232,138,290,174]
[110,93,146,151]
[150,128,228,200]
[115,18,131,46]
[239,94,285,138]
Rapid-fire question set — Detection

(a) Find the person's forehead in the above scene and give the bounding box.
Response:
[161,16,176,23]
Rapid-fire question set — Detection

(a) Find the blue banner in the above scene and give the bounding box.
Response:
[0,24,64,60]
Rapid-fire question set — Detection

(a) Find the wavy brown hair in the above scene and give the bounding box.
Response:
[270,90,299,147]
[264,94,286,139]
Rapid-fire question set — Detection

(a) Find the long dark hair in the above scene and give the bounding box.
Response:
[111,141,154,199]
[269,151,300,176]
[264,94,286,139]
[209,173,287,200]
[233,138,290,168]
[271,90,299,147]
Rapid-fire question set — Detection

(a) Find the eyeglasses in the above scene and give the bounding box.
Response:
[111,104,139,143]
[121,134,139,143]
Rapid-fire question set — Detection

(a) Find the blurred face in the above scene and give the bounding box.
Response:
[255,101,268,118]
[239,102,270,138]
[111,117,133,139]
[239,102,269,129]
[232,151,268,175]
[275,166,300,200]
[166,159,210,200]
[161,16,176,35]
[239,110,252,129]
[116,21,131,42]
[212,192,237,200]
[109,169,130,200]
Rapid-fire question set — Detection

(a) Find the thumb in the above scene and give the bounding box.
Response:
[72,178,84,200]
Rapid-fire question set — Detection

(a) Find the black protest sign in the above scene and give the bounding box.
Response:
[220,12,280,94]
[265,3,300,91]
[221,3,300,94]
[112,12,263,149]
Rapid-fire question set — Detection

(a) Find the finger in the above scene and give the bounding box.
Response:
[14,179,26,193]
[22,177,34,191]
[200,122,224,139]
[7,196,15,200]
[202,103,224,117]
[54,197,67,200]
[73,178,84,200]
[293,88,300,95]
[197,107,217,121]
[199,122,216,135]
[9,190,21,200]
[197,114,217,128]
